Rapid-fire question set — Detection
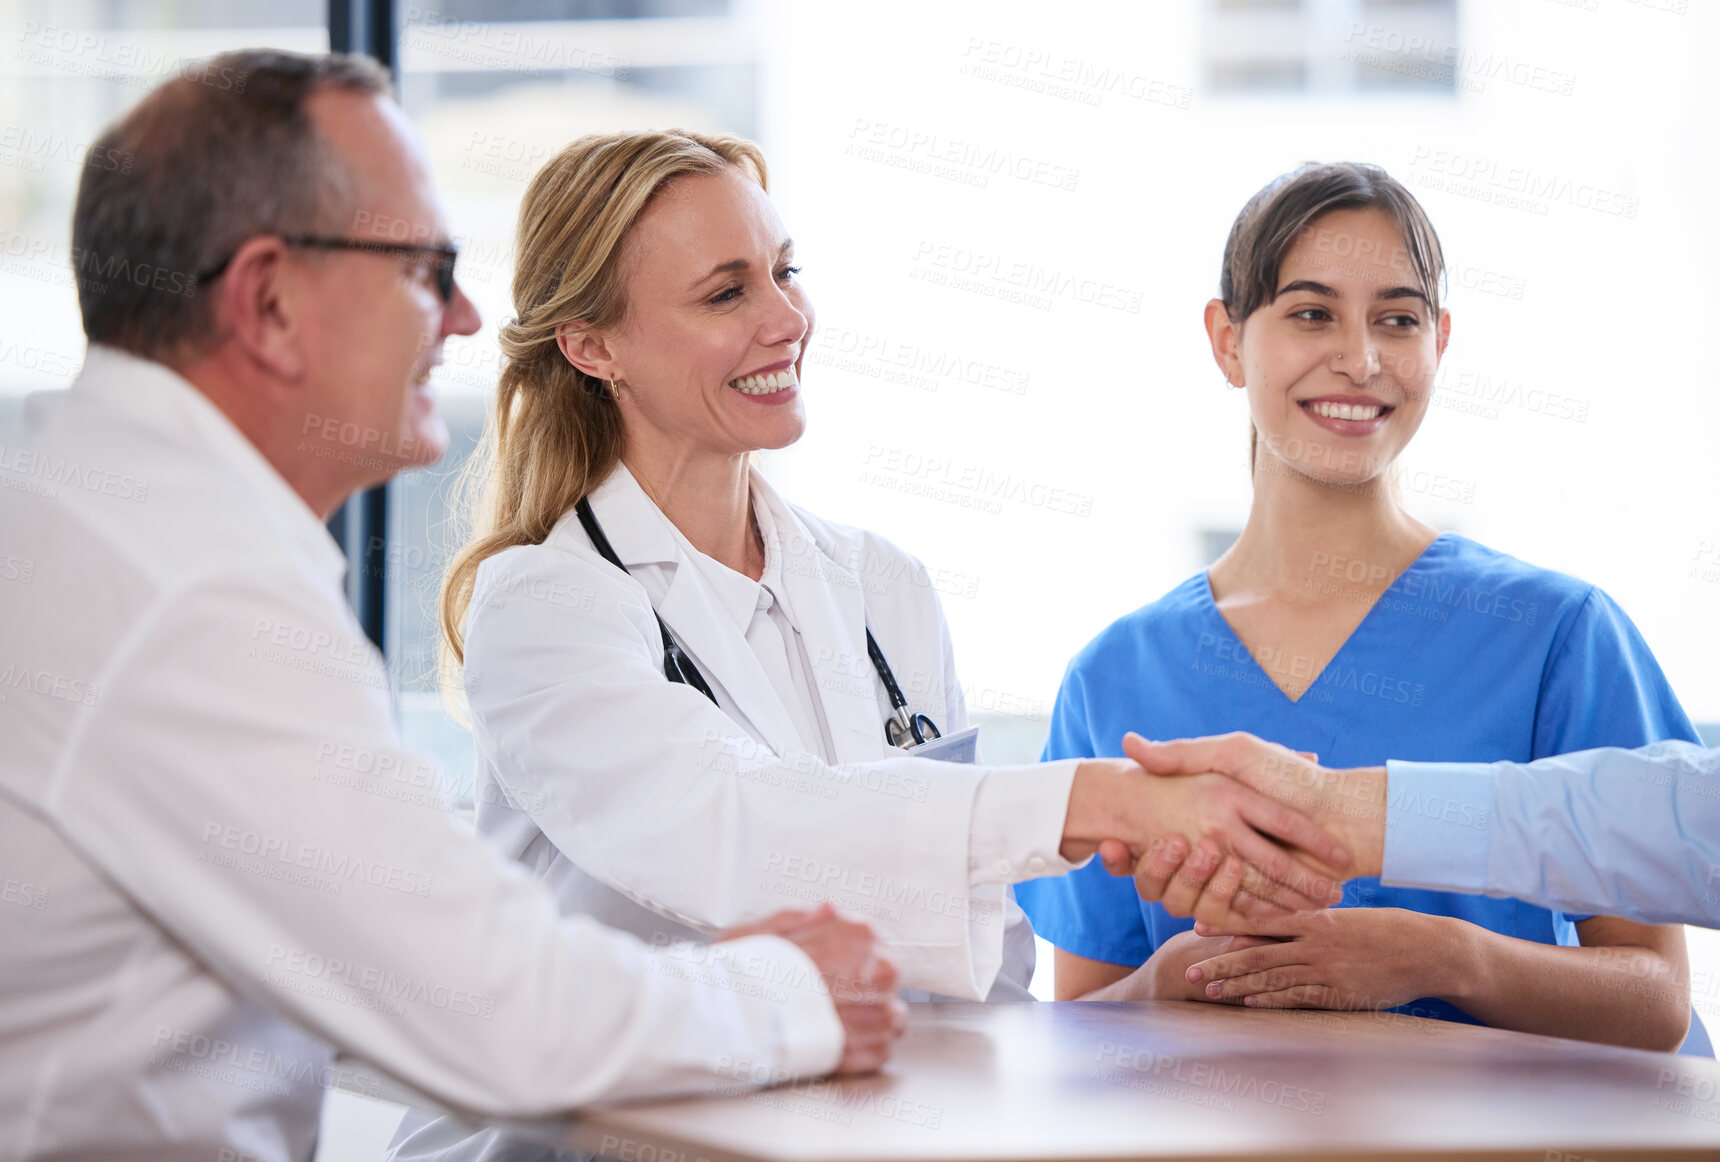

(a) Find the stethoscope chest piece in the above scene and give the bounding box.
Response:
[885,706,941,749]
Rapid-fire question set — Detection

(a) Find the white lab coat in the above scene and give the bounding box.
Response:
[0,349,844,1162]
[389,463,1057,1162]
[461,463,1044,998]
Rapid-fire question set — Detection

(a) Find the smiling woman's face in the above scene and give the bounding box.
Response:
[602,167,814,462]
[1221,206,1450,488]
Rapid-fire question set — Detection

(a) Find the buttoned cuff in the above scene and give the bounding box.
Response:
[1381,760,1496,893]
[969,760,1086,884]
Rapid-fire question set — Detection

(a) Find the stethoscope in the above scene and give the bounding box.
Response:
[575,498,942,750]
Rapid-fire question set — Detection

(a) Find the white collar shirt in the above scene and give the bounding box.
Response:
[679,481,837,764]
[0,347,841,1162]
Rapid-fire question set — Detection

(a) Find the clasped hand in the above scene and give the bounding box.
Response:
[1068,733,1377,928]
[1089,731,1389,928]
[1091,730,1412,1011]
[1168,908,1438,1011]
[717,902,906,1074]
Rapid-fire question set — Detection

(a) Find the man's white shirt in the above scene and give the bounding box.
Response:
[0,348,845,1162]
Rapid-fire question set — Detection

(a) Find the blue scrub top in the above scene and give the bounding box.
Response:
[1017,533,1703,1037]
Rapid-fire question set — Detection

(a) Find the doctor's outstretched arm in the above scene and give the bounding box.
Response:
[463,554,1349,1001]
[1127,732,1720,929]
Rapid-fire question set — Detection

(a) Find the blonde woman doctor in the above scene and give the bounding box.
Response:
[389,128,1350,1161]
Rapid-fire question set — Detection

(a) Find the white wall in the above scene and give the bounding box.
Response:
[752,0,1720,728]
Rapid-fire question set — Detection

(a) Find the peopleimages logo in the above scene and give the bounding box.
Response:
[1093,1042,1327,1115]
[810,322,1031,396]
[265,945,497,1019]
[1341,24,1577,96]
[911,240,1144,313]
[148,1025,381,1099]
[0,664,98,707]
[859,445,1095,518]
[957,38,1193,110]
[1409,148,1636,219]
[200,822,435,897]
[0,441,150,503]
[760,850,994,924]
[846,119,1080,192]
[713,1057,947,1129]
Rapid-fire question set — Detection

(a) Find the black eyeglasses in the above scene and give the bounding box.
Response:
[197,234,462,302]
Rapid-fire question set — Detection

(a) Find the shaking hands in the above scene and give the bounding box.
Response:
[1062,733,1389,927]
[718,730,1386,1076]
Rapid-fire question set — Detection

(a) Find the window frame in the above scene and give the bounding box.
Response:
[324,0,398,652]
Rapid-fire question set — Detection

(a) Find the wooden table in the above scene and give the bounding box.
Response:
[562,1001,1720,1162]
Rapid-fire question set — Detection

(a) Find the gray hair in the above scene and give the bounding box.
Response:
[71,49,392,360]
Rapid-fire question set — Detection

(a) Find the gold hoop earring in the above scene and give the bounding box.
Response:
[608,376,621,400]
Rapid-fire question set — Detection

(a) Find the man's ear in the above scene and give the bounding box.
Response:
[216,236,306,382]
[1203,298,1245,388]
[555,322,619,381]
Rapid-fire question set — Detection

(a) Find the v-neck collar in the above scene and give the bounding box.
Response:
[569,464,878,760]
[1198,533,1451,705]
[648,469,794,638]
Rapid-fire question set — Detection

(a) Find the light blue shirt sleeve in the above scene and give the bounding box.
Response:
[1383,742,1720,927]
[1517,586,1701,925]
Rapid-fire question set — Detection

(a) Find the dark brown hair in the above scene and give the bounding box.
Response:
[71,49,391,360]
[1221,161,1444,322]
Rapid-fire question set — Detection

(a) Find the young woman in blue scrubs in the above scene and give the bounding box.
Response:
[1015,162,1702,1053]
